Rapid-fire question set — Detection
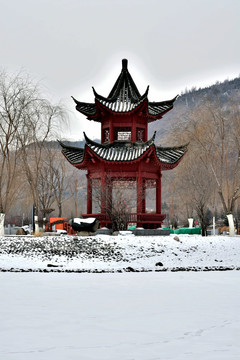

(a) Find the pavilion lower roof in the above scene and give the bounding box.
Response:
[59,133,187,167]
[84,132,155,162]
[155,144,188,164]
[59,141,85,165]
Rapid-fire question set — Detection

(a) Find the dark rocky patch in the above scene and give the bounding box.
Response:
[155,261,164,267]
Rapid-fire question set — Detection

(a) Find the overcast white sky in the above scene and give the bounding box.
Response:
[1,0,239,140]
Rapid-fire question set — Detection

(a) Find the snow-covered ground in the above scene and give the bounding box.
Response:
[1,234,240,359]
[0,234,240,272]
[1,271,240,360]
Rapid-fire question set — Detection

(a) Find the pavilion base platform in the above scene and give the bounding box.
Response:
[94,228,170,236]
[95,228,113,235]
[82,213,168,235]
[132,228,170,236]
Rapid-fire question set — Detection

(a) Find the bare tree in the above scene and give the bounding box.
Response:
[185,100,240,215]
[37,164,55,218]
[92,176,136,231]
[17,108,65,213]
[48,149,76,217]
[0,70,28,215]
[0,69,66,233]
[166,96,240,227]
[183,150,214,235]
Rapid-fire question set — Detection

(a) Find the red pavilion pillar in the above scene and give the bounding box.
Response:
[109,120,114,142]
[142,179,146,213]
[107,179,112,214]
[132,120,136,142]
[86,174,92,214]
[100,169,107,227]
[137,173,144,227]
[156,172,162,215]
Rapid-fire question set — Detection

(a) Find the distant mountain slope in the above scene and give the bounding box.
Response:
[149,76,240,145]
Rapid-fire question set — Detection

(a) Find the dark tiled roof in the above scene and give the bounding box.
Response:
[59,134,188,166]
[58,141,85,165]
[72,59,177,118]
[84,133,187,165]
[148,97,177,116]
[92,59,148,113]
[155,144,188,164]
[59,134,187,165]
[108,59,141,100]
[84,132,155,162]
[93,86,148,113]
[71,99,96,116]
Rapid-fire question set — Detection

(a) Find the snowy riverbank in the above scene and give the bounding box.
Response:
[0,234,239,272]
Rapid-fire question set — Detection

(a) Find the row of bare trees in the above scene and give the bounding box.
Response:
[0,70,82,232]
[163,94,240,234]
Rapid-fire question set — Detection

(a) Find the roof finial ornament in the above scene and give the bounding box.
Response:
[122,59,128,70]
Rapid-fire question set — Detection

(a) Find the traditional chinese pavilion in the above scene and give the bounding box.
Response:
[59,59,187,229]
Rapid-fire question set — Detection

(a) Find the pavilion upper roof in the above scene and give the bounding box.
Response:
[107,58,143,101]
[72,59,177,121]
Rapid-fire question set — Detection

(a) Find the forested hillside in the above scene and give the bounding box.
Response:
[153,76,240,230]
[149,76,240,144]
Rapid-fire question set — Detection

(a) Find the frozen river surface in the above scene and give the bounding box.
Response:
[1,271,240,360]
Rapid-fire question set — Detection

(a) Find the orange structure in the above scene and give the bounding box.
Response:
[47,218,75,235]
